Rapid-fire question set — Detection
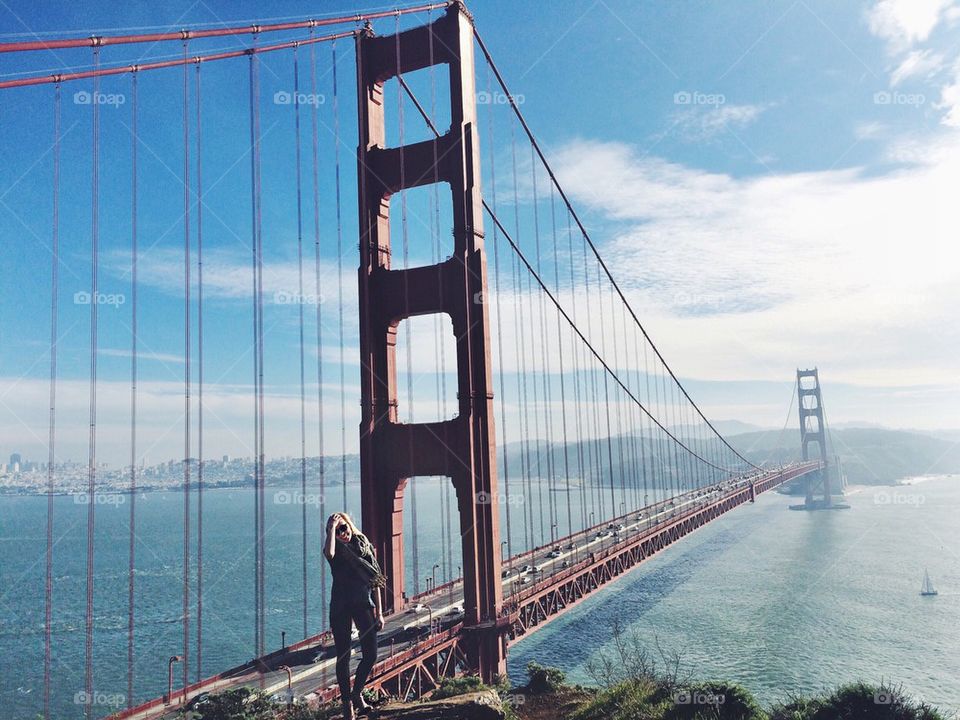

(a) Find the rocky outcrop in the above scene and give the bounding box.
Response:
[369,688,504,720]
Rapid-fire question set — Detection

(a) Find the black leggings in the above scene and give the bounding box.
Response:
[330,602,378,702]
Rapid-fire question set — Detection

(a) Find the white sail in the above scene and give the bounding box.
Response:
[921,569,937,595]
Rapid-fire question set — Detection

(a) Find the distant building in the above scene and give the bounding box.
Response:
[10,452,22,467]
[222,455,230,463]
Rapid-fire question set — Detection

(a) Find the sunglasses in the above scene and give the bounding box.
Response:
[336,525,350,535]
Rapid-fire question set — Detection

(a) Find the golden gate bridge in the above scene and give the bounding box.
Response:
[0,2,835,717]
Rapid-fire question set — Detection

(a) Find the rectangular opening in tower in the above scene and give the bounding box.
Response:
[383,64,452,148]
[388,183,454,269]
[402,475,464,600]
[395,313,458,423]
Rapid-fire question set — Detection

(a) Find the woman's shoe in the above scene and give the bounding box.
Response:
[352,692,371,714]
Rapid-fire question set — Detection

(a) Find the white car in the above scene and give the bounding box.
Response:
[445,604,464,616]
[406,603,427,614]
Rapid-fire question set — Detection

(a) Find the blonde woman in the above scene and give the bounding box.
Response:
[324,512,385,718]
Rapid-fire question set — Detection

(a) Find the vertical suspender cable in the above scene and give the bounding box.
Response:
[529,148,555,544]
[248,43,262,661]
[395,16,420,595]
[255,42,267,665]
[565,213,588,532]
[484,62,513,565]
[430,16,454,585]
[127,70,138,706]
[44,82,62,720]
[549,187,573,539]
[84,44,101,720]
[292,45,310,639]
[181,40,192,694]
[510,126,533,553]
[332,42,348,512]
[309,36,328,626]
[194,59,205,680]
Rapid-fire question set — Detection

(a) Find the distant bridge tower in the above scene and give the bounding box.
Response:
[797,368,831,507]
[355,4,507,681]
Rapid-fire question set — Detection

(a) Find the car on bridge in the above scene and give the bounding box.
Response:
[406,603,427,614]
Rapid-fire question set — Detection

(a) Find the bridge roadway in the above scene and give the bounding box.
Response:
[112,462,819,719]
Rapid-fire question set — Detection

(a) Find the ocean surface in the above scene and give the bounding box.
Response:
[2,474,958,718]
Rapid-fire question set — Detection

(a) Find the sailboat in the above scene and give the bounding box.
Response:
[920,569,938,597]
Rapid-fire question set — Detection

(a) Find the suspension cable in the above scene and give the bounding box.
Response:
[484,205,746,474]
[0,29,358,89]
[180,39,193,696]
[292,44,309,640]
[471,27,758,471]
[309,33,328,627]
[83,44,101,720]
[194,58,205,682]
[43,81,61,720]
[126,69,138,706]
[0,2,448,54]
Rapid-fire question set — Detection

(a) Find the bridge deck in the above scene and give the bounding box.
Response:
[110,462,819,719]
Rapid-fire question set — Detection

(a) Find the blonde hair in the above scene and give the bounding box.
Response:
[338,512,373,555]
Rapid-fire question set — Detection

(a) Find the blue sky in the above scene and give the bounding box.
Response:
[1,0,958,467]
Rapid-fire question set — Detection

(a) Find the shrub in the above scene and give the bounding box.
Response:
[526,662,567,694]
[769,682,947,720]
[430,674,488,700]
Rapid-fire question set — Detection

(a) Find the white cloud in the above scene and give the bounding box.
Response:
[890,48,946,85]
[935,59,960,125]
[548,137,960,391]
[867,0,957,51]
[672,103,768,142]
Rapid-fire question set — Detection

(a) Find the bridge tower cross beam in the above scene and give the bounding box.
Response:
[797,368,831,508]
[355,3,506,681]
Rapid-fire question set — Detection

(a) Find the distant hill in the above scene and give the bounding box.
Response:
[727,427,960,486]
[495,425,960,490]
